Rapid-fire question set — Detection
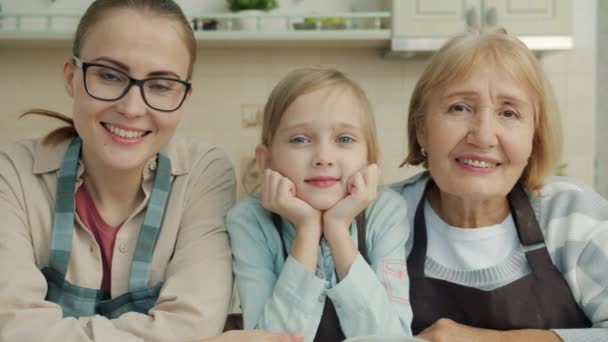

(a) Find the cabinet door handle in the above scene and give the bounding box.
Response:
[486,7,498,26]
[465,7,479,28]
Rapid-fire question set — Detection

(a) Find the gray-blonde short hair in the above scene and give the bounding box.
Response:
[402,28,562,191]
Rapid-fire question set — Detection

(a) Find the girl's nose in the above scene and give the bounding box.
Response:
[312,144,335,167]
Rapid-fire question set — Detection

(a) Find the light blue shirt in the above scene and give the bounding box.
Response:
[226,188,413,341]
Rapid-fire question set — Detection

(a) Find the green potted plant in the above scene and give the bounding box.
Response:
[226,0,278,12]
[226,0,278,31]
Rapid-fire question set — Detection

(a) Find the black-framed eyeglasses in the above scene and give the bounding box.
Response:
[72,56,191,112]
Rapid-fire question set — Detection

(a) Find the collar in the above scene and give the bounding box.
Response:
[32,136,190,176]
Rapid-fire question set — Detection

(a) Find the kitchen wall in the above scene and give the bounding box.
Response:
[596,1,608,197]
[0,0,597,195]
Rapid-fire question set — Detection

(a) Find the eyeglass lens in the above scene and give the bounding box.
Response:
[85,65,187,111]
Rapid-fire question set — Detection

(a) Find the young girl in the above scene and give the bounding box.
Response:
[227,68,413,341]
[0,1,299,341]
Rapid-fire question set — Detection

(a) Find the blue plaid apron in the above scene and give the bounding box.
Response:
[42,137,171,319]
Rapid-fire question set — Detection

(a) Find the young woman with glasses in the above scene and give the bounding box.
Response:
[0,1,301,341]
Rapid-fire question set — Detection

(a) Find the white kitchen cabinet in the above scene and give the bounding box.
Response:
[392,0,481,37]
[391,0,572,51]
[483,0,570,35]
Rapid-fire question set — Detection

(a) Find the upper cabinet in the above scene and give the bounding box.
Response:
[393,0,479,37]
[484,0,571,35]
[390,0,572,52]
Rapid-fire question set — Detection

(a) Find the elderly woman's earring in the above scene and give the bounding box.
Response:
[421,147,427,157]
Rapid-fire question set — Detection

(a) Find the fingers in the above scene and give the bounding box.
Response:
[347,164,379,201]
[361,163,380,190]
[261,169,293,212]
[260,170,320,229]
[348,172,365,196]
[277,176,295,200]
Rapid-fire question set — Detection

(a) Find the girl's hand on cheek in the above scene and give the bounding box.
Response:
[260,169,322,238]
[323,164,380,237]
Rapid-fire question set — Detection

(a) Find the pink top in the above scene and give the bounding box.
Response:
[75,185,121,292]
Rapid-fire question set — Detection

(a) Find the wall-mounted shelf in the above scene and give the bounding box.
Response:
[0,11,392,49]
[0,8,573,52]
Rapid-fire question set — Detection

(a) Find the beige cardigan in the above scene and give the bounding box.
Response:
[0,137,236,342]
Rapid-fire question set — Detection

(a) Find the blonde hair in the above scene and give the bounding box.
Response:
[23,0,196,145]
[245,67,379,193]
[402,28,562,191]
[261,67,379,162]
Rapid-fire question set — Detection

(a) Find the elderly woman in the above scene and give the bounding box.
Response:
[393,28,608,341]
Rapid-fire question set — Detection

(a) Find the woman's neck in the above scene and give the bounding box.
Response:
[429,186,510,228]
[81,149,146,227]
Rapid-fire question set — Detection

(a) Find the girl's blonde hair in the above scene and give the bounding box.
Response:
[261,67,379,163]
[245,68,379,193]
[402,28,562,191]
[22,0,196,145]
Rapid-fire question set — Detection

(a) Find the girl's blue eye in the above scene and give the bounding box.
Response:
[337,136,354,144]
[289,137,307,144]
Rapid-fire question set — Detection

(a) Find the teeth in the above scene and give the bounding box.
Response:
[460,158,497,168]
[104,123,146,139]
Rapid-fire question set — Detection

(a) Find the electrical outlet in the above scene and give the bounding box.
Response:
[240,104,262,128]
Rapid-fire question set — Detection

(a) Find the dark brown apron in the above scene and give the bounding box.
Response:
[408,180,591,334]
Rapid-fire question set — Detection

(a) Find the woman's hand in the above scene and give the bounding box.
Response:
[213,330,304,342]
[322,164,380,238]
[417,318,564,342]
[260,169,322,239]
[416,318,488,342]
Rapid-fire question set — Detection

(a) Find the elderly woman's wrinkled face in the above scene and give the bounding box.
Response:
[417,63,535,203]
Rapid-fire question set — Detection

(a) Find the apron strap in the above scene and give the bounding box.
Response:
[408,179,434,278]
[507,183,555,274]
[49,136,171,291]
[355,211,369,263]
[128,153,171,291]
[271,213,289,260]
[507,184,545,246]
[49,137,82,275]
